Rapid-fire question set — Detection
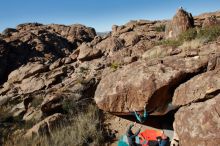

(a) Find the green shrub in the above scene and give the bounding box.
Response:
[110,62,119,71]
[157,25,220,47]
[155,25,166,32]
[178,28,197,42]
[197,25,220,42]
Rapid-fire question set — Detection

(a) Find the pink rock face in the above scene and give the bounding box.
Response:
[173,68,220,106]
[165,8,194,39]
[94,52,211,114]
[95,61,185,114]
[174,94,220,146]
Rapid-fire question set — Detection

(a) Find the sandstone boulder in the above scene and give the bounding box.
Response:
[95,37,124,56]
[77,43,102,61]
[174,94,220,146]
[173,68,220,106]
[112,24,134,36]
[119,32,141,46]
[49,59,62,70]
[95,53,211,114]
[165,8,194,39]
[8,62,48,83]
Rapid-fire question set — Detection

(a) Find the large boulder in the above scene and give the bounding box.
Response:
[94,54,209,114]
[7,62,48,83]
[173,68,220,106]
[77,43,102,61]
[174,94,220,146]
[95,37,124,56]
[119,32,141,47]
[165,8,194,39]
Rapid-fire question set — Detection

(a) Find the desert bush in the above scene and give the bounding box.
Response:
[178,28,197,42]
[197,25,220,42]
[110,62,119,71]
[158,25,220,48]
[155,25,166,32]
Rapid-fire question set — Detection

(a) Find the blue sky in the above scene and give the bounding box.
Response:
[0,0,220,32]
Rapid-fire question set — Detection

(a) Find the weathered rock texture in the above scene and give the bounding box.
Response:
[174,94,220,146]
[194,11,220,27]
[202,15,219,28]
[173,68,220,106]
[165,8,194,39]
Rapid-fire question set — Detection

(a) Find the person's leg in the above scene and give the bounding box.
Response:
[134,111,142,123]
[159,139,168,146]
[143,106,148,121]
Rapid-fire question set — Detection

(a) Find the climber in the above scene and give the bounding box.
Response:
[157,131,169,146]
[126,122,142,146]
[146,131,169,146]
[133,104,148,123]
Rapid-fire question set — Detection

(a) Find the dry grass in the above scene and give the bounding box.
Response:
[179,38,206,54]
[3,104,104,146]
[142,45,173,60]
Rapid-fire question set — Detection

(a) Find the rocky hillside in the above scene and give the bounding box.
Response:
[0,9,220,146]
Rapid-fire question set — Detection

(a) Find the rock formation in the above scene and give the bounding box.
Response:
[202,15,219,27]
[165,8,194,39]
[0,9,220,146]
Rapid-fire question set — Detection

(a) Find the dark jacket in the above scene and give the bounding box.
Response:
[126,124,140,146]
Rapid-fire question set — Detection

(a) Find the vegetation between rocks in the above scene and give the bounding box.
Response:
[158,25,220,47]
[155,24,166,32]
[4,103,105,146]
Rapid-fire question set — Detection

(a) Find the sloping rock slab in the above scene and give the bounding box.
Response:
[174,94,220,146]
[173,68,220,106]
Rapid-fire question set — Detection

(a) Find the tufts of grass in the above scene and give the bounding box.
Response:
[178,28,197,42]
[156,39,182,47]
[197,25,220,42]
[180,38,206,50]
[110,62,119,71]
[4,104,105,146]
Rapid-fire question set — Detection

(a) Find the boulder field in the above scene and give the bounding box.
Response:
[0,9,220,146]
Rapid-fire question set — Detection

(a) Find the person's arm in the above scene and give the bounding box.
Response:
[130,127,141,138]
[133,128,141,137]
[126,123,134,135]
